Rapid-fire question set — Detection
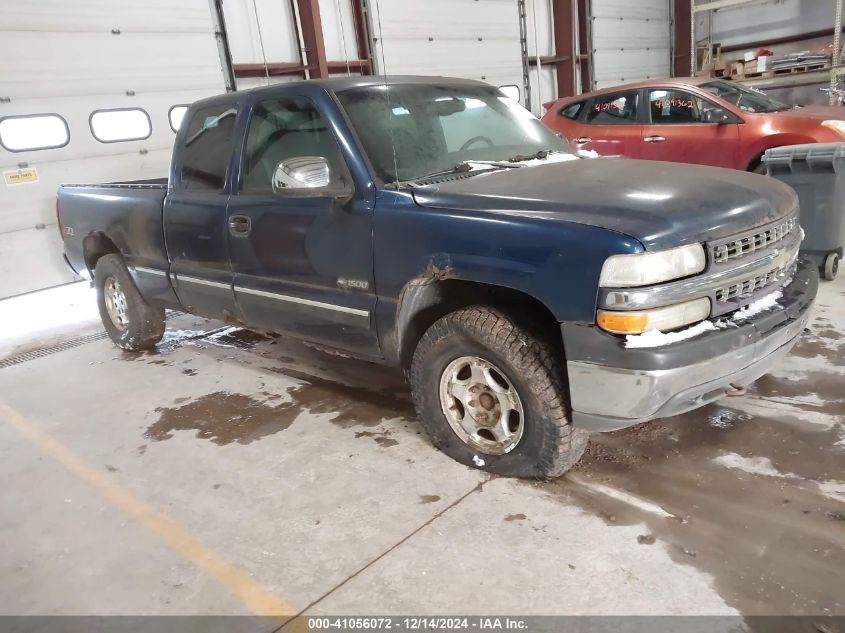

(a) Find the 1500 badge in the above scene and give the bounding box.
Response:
[337,277,369,291]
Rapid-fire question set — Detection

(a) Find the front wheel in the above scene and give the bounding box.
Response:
[94,254,165,351]
[410,306,589,478]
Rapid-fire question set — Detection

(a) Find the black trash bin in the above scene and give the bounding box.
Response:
[763,142,845,280]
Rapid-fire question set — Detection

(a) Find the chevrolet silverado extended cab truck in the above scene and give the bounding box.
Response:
[57,77,818,478]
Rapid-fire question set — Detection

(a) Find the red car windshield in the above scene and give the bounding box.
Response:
[700,80,792,114]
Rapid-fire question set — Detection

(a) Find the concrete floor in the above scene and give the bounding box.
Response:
[0,276,843,622]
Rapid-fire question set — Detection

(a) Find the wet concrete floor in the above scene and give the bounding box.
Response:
[0,277,843,618]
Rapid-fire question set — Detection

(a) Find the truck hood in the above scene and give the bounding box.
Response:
[411,158,798,251]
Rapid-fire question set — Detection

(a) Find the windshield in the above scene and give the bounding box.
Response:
[335,83,571,183]
[700,80,792,113]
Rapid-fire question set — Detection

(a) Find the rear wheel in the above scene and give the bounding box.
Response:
[94,254,165,350]
[410,306,589,478]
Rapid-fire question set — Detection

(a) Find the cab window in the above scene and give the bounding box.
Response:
[181,104,238,191]
[240,96,348,194]
[584,91,639,125]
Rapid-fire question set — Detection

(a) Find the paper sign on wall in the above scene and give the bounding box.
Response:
[4,168,39,186]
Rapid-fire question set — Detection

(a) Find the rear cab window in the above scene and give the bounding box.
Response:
[180,103,238,191]
[584,91,640,125]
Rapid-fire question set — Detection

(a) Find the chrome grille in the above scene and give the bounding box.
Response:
[715,266,788,302]
[712,216,797,264]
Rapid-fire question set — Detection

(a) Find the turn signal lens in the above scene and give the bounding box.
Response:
[597,298,711,335]
[596,311,649,334]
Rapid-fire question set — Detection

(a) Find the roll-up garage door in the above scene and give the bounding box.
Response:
[0,0,227,298]
[366,0,528,107]
[590,0,671,90]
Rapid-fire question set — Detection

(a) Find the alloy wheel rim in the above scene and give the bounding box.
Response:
[438,355,525,455]
[103,276,129,331]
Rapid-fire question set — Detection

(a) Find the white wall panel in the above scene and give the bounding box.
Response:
[591,0,671,89]
[0,0,226,298]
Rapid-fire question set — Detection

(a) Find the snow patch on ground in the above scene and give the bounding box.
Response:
[713,453,793,478]
[472,455,485,467]
[818,480,845,503]
[569,474,677,519]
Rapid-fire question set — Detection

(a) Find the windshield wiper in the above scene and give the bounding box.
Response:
[406,160,519,183]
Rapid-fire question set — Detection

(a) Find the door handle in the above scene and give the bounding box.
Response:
[573,137,592,143]
[228,215,251,237]
[644,136,666,143]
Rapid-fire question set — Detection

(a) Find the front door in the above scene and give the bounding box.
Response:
[165,102,239,320]
[226,94,379,356]
[570,90,643,158]
[640,88,740,168]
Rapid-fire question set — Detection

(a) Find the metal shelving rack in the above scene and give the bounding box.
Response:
[691,0,845,103]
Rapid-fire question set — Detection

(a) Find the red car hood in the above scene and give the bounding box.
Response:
[767,105,845,121]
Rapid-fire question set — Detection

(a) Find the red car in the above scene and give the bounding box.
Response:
[542,77,845,172]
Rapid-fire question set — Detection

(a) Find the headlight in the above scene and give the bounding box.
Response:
[599,244,706,288]
[597,298,711,335]
[822,120,845,137]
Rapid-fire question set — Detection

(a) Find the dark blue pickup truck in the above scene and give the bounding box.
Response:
[57,76,818,478]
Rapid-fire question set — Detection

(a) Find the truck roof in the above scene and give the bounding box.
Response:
[191,75,490,109]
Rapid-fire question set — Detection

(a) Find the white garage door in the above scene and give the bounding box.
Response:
[590,0,671,90]
[366,0,527,106]
[0,0,227,299]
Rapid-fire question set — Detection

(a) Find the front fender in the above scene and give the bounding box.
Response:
[372,189,643,361]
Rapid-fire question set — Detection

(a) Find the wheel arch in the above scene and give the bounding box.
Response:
[744,134,819,171]
[82,231,121,277]
[393,278,564,368]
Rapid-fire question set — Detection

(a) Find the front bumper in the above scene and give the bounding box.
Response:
[564,258,819,432]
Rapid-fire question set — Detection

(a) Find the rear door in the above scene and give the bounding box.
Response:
[164,101,239,320]
[569,90,643,158]
[225,92,379,356]
[640,88,740,168]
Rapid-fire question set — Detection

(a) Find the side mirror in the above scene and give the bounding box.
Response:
[272,156,331,193]
[702,108,732,124]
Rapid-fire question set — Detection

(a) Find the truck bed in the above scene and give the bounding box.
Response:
[57,178,170,281]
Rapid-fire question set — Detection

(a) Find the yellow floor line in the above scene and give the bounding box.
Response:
[0,400,296,621]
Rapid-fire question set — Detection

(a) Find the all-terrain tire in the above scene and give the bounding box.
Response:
[410,306,589,478]
[94,254,165,351]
